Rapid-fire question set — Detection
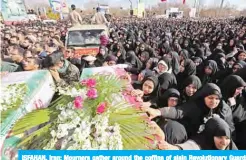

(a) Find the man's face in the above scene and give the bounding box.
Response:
[10,38,18,45]
[10,49,21,62]
[22,40,30,48]
[22,58,37,71]
[5,34,11,40]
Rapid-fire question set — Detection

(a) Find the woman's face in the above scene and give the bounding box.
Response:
[180,60,185,73]
[158,63,167,73]
[214,136,230,150]
[108,61,116,66]
[204,94,220,109]
[146,61,152,69]
[234,87,244,97]
[205,66,213,75]
[238,52,246,61]
[166,53,172,59]
[138,73,144,82]
[228,60,235,68]
[99,48,106,55]
[184,41,189,47]
[229,40,234,46]
[232,64,241,73]
[168,97,178,107]
[142,80,155,95]
[185,84,197,97]
[140,45,145,51]
[194,61,201,66]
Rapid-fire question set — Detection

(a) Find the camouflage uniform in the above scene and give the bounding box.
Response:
[56,61,80,87]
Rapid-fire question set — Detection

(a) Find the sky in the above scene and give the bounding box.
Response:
[65,0,246,10]
[1,0,246,11]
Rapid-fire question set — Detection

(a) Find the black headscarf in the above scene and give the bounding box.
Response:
[157,88,180,107]
[160,42,172,56]
[211,52,226,70]
[191,83,222,101]
[196,48,206,60]
[168,51,180,75]
[200,60,218,85]
[177,59,196,89]
[181,75,202,103]
[192,117,237,150]
[232,60,246,71]
[205,60,218,75]
[161,120,188,145]
[234,67,246,83]
[125,50,143,69]
[179,49,190,61]
[141,76,159,102]
[158,73,177,94]
[181,75,202,91]
[220,75,246,101]
[95,46,109,67]
[140,51,150,64]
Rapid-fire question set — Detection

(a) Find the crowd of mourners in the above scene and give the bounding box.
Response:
[1,10,246,150]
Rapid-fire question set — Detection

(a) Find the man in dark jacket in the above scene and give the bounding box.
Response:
[45,50,80,87]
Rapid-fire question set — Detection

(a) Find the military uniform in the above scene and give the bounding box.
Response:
[56,61,80,87]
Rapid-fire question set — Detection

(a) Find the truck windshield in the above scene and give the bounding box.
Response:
[67,29,104,47]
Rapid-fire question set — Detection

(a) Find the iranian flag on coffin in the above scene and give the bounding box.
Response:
[80,64,129,80]
[0,70,55,159]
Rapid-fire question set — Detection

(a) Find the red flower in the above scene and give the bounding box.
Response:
[74,96,83,109]
[97,102,107,114]
[86,88,98,99]
[86,78,96,88]
[81,78,96,88]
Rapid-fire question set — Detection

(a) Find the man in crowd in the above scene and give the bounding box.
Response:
[68,4,83,26]
[91,7,108,25]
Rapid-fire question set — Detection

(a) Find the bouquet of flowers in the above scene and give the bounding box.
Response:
[1,83,28,123]
[12,74,158,150]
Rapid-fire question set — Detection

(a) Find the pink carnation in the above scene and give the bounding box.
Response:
[86,79,96,88]
[74,96,83,109]
[86,88,98,99]
[96,102,107,114]
[81,79,97,88]
[81,80,88,86]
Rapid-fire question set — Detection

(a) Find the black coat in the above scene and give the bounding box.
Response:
[159,83,235,138]
[191,117,238,150]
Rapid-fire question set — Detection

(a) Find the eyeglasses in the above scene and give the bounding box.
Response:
[233,67,240,70]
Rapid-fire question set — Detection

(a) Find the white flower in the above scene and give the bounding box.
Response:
[50,130,56,138]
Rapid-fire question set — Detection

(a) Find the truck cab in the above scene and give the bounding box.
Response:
[65,24,108,58]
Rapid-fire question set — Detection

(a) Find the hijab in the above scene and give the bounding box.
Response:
[125,50,143,69]
[220,75,246,101]
[140,51,150,63]
[211,52,226,70]
[192,117,237,150]
[141,76,159,102]
[234,67,246,83]
[232,60,246,71]
[168,51,180,75]
[157,88,180,107]
[182,75,202,91]
[204,60,218,75]
[154,57,172,75]
[179,49,190,61]
[181,75,202,103]
[161,120,188,145]
[158,73,177,98]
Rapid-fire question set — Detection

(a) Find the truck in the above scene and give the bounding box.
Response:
[165,8,184,19]
[65,24,109,58]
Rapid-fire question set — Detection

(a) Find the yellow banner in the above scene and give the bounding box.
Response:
[46,7,60,20]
